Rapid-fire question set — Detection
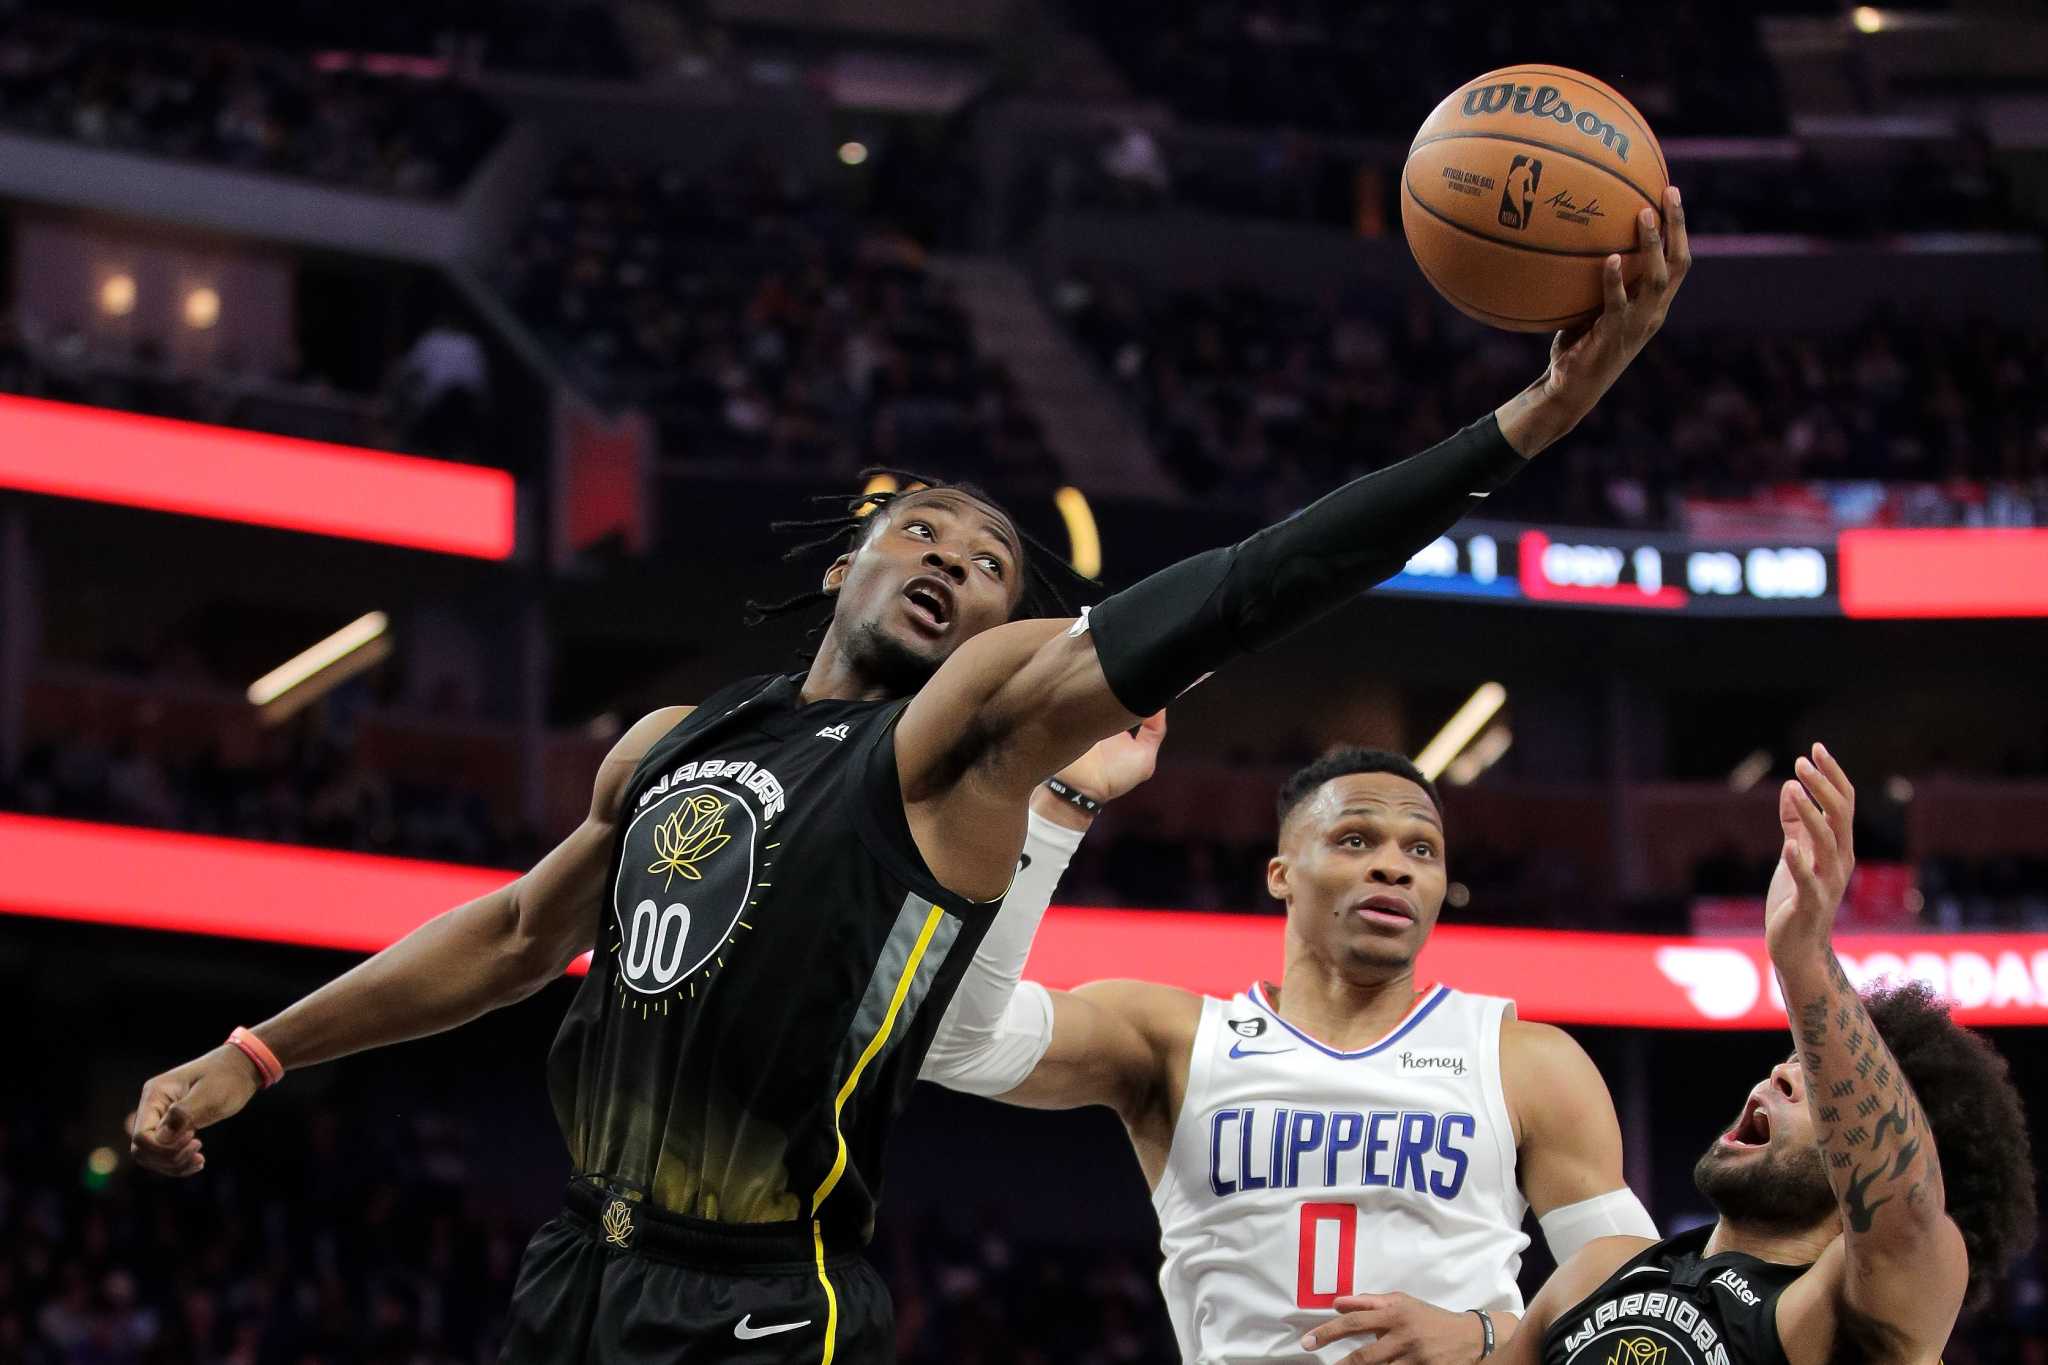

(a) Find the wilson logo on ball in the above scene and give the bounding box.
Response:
[1461,82,1632,160]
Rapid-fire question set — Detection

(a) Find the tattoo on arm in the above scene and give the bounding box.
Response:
[1782,948,1943,1245]
[1842,1162,1894,1234]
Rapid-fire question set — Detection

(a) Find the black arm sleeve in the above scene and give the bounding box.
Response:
[1087,412,1524,714]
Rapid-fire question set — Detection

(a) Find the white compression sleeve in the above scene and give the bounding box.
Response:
[917,808,1080,1094]
[1537,1188,1660,1263]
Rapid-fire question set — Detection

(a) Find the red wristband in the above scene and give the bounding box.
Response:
[227,1026,284,1087]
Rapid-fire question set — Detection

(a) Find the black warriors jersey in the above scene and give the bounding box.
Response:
[545,674,999,1251]
[1542,1227,1806,1365]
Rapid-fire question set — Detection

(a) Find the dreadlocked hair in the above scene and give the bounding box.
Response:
[744,469,1099,640]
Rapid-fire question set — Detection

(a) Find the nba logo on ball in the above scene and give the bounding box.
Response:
[1498,155,1542,231]
[1402,65,1667,332]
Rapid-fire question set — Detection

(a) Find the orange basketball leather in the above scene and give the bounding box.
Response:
[1402,66,1669,331]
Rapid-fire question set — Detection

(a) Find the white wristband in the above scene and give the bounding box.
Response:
[919,809,1079,1091]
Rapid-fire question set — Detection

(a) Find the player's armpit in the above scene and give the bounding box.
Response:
[897,618,1141,898]
[503,705,695,983]
[1500,1020,1630,1218]
[1774,1225,1966,1365]
[997,980,1198,1123]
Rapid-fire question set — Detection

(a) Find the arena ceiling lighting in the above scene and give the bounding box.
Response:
[99,273,137,317]
[183,286,221,330]
[4,813,2045,1029]
[0,394,516,558]
[1413,682,1507,781]
[247,611,392,717]
[1054,485,1102,579]
[1726,749,1773,793]
[1442,724,1511,787]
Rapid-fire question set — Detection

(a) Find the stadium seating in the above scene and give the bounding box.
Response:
[1053,268,2048,529]
[498,155,1060,482]
[0,19,504,195]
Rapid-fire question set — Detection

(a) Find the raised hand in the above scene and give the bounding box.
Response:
[1499,185,1689,457]
[1764,741,1856,958]
[1053,710,1167,803]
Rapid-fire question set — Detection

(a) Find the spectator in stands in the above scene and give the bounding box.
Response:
[388,315,489,462]
[1056,267,2048,529]
[0,18,502,195]
[498,153,1062,487]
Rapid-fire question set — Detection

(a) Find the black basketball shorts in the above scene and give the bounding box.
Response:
[500,1180,893,1364]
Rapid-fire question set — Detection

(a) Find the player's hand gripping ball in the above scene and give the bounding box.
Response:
[1403,66,1669,331]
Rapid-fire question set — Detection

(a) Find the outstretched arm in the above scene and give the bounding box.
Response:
[989,979,1203,1189]
[1767,745,1967,1362]
[128,706,692,1177]
[900,194,1689,899]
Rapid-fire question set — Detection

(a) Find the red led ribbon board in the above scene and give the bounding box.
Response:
[0,813,518,951]
[1024,909,2048,1029]
[1838,528,2048,619]
[0,394,516,559]
[3,815,2046,1028]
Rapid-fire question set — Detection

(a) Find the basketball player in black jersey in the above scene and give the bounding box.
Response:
[128,198,1689,1362]
[1498,745,2035,1365]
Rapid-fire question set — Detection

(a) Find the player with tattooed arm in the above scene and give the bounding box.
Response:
[1500,744,2036,1365]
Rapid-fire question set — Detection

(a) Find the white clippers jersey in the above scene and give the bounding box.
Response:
[1154,983,1528,1364]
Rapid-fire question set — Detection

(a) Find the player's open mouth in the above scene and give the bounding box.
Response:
[1720,1096,1771,1151]
[1352,895,1415,928]
[901,578,954,635]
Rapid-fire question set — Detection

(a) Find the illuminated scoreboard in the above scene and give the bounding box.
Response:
[1383,523,2048,619]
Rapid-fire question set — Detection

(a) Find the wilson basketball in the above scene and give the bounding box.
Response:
[1401,66,1668,332]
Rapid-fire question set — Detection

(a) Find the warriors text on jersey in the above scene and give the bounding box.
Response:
[1154,983,1529,1364]
[1540,1226,1805,1365]
[545,674,999,1252]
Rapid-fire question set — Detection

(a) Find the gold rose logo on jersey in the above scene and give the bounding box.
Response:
[647,793,732,890]
[602,1198,634,1248]
[614,782,760,1002]
[1607,1339,1665,1365]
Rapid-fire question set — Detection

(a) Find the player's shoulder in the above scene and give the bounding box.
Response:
[588,705,697,820]
[1522,1235,1666,1350]
[1499,1015,1592,1068]
[1499,1016,1608,1098]
[1499,1015,1617,1138]
[614,705,699,762]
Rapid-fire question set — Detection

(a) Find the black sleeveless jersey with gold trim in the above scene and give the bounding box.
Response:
[545,673,999,1251]
[1541,1226,1807,1365]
